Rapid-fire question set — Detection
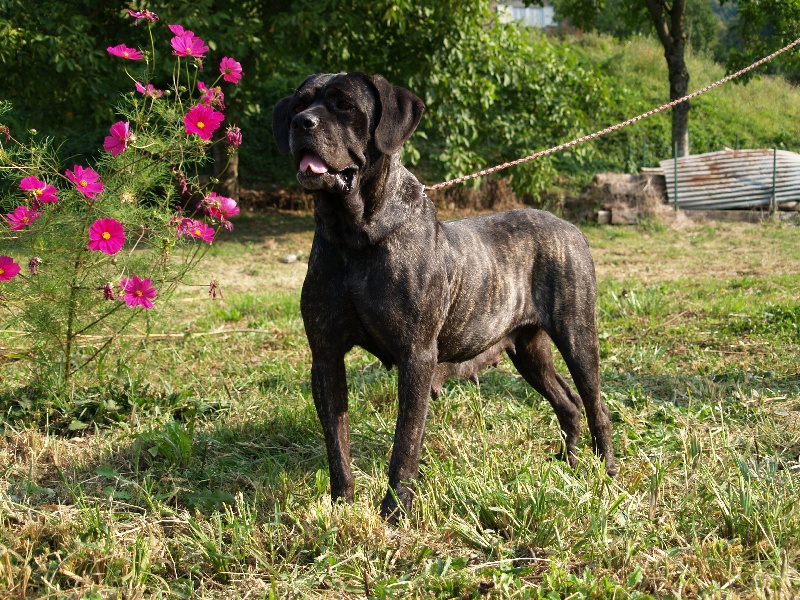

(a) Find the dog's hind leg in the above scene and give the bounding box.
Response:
[508,327,583,467]
[549,323,618,477]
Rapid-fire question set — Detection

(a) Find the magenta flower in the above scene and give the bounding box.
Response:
[135,81,163,98]
[198,82,225,108]
[168,24,190,36]
[5,205,42,230]
[209,279,222,300]
[103,121,131,157]
[225,125,242,148]
[129,9,159,24]
[103,282,116,300]
[19,176,58,203]
[220,57,243,84]
[183,219,215,242]
[107,44,143,60]
[184,104,224,140]
[29,256,41,275]
[171,32,209,58]
[121,274,157,308]
[66,165,104,200]
[0,255,21,281]
[87,218,126,255]
[201,192,240,220]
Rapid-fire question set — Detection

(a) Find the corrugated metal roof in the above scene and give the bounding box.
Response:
[659,149,800,209]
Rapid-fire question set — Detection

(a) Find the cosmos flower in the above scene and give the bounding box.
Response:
[135,81,163,98]
[200,192,240,220]
[120,274,157,308]
[66,165,104,200]
[129,9,159,24]
[107,44,143,60]
[103,121,131,156]
[0,255,21,281]
[87,218,126,255]
[19,176,58,203]
[184,104,224,140]
[219,57,243,84]
[225,125,242,147]
[5,205,42,230]
[171,32,208,58]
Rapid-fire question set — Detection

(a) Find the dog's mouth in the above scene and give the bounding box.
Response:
[296,151,357,194]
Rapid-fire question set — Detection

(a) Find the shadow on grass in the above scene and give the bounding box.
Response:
[217,210,316,245]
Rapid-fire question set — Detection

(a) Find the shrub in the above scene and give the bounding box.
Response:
[0,11,243,388]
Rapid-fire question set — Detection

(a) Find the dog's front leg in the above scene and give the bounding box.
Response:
[380,348,437,523]
[311,354,354,503]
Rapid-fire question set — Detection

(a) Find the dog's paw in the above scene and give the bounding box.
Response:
[379,490,412,525]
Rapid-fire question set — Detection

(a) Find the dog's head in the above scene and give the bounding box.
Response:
[272,73,425,194]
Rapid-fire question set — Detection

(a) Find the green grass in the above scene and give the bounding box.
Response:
[1,213,799,598]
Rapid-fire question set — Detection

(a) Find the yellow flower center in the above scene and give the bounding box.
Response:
[119,136,126,142]
[102,231,111,240]
[197,121,205,129]
[123,51,129,57]
[79,179,87,188]
[0,268,4,275]
[193,228,201,236]
[22,217,29,223]
[34,188,43,196]
[135,290,143,297]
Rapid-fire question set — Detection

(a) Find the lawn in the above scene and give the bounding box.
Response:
[1,210,799,598]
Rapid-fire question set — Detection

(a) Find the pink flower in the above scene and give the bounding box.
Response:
[184,104,224,140]
[87,218,126,255]
[0,255,21,281]
[29,257,40,275]
[201,192,240,220]
[181,218,215,242]
[171,32,208,58]
[129,9,158,24]
[5,205,42,230]
[107,44,143,60]
[103,121,131,157]
[225,125,242,148]
[19,176,58,203]
[66,165,104,200]
[120,274,157,308]
[219,57,243,84]
[198,82,224,109]
[209,279,222,300]
[135,81,163,98]
[168,24,190,36]
[103,282,115,300]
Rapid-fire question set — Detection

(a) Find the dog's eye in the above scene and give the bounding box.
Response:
[335,99,354,111]
[292,103,305,114]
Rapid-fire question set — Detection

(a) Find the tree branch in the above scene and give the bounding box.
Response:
[644,0,672,52]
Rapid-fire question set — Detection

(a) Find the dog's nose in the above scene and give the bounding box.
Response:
[292,113,319,131]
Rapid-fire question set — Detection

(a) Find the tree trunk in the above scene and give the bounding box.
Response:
[212,134,239,200]
[645,0,690,157]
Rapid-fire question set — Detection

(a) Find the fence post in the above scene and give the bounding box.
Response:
[771,148,778,217]
[673,142,678,212]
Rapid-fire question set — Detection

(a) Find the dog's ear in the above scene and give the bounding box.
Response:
[372,75,425,155]
[272,95,293,154]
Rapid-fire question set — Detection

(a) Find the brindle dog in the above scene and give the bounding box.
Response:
[273,72,617,522]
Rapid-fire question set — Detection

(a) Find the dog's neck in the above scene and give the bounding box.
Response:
[313,153,427,249]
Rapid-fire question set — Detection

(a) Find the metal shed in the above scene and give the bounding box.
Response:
[659,149,800,210]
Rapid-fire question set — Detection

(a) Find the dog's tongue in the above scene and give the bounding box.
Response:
[299,152,329,174]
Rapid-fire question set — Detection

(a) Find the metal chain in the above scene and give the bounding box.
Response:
[426,36,800,191]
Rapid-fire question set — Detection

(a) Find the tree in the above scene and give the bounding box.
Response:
[723,0,800,81]
[552,0,718,157]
